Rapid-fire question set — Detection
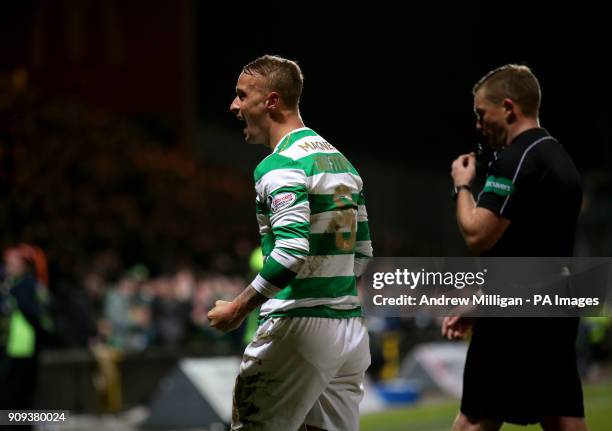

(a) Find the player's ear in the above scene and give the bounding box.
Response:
[266,92,281,111]
[503,98,516,123]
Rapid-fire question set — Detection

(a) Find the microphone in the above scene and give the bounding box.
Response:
[475,141,496,169]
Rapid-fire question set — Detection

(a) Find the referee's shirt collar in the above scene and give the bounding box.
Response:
[509,127,550,147]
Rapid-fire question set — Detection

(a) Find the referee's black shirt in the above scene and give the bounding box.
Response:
[477,128,582,257]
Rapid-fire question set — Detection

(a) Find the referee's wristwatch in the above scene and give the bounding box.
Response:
[451,184,471,201]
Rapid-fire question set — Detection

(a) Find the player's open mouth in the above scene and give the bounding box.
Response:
[237,116,247,135]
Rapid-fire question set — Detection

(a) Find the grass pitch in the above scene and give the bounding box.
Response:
[361,380,612,430]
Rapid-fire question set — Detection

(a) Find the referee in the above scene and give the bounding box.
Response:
[443,65,587,430]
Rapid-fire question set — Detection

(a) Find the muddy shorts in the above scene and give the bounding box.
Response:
[231,316,370,431]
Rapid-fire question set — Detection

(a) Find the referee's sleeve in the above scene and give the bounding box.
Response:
[477,152,520,219]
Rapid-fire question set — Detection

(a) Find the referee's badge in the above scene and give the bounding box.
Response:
[483,176,515,196]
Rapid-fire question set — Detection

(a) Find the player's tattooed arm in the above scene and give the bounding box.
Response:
[207,285,267,332]
[233,285,268,315]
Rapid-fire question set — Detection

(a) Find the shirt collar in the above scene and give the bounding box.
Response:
[273,127,311,153]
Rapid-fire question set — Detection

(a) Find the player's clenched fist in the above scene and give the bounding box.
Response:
[207,300,244,332]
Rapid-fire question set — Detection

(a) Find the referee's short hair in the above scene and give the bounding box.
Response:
[473,64,541,118]
[243,55,304,109]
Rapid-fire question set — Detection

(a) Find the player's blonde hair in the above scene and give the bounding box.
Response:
[243,55,303,109]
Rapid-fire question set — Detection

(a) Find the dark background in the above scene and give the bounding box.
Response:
[198,5,611,170]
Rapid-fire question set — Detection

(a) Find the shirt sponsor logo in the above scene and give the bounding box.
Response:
[483,175,515,196]
[269,192,297,213]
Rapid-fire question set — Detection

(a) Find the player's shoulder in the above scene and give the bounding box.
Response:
[254,152,299,182]
[254,153,308,198]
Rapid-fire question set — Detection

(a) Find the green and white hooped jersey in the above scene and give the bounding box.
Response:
[251,127,373,319]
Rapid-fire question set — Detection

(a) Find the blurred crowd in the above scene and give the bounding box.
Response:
[1,244,257,357]
[85,263,247,352]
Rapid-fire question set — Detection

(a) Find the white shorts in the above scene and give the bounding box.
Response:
[231,316,370,431]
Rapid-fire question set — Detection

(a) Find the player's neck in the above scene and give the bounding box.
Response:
[268,113,305,152]
[506,117,540,146]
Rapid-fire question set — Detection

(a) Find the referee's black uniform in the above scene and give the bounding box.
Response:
[461,127,584,425]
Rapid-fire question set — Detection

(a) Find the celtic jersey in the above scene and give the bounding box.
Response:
[251,127,373,319]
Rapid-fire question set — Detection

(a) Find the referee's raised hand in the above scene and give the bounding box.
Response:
[451,152,476,186]
[441,315,474,340]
